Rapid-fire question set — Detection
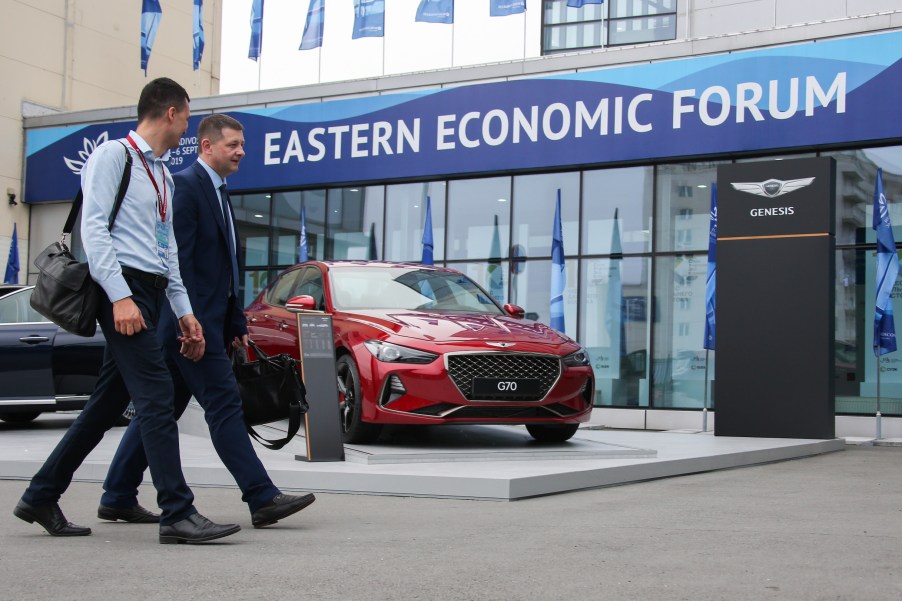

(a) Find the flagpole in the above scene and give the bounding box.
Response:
[876,358,882,440]
[703,349,710,432]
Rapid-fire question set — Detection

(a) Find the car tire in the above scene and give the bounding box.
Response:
[336,355,382,444]
[114,402,136,427]
[525,423,580,443]
[0,411,41,424]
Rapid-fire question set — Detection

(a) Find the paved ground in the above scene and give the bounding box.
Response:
[2,442,900,601]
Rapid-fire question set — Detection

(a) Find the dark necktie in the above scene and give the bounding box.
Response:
[219,184,240,298]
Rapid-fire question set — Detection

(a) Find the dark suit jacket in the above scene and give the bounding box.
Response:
[160,160,247,352]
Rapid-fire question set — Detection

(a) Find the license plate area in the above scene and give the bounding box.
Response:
[471,378,541,398]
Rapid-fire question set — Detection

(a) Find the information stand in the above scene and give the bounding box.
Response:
[293,312,345,461]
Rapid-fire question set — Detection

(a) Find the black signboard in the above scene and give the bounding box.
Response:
[295,313,345,462]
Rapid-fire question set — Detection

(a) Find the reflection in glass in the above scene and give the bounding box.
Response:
[447,177,510,260]
[327,186,385,260]
[652,254,713,409]
[272,190,325,265]
[513,172,578,257]
[385,182,446,262]
[582,166,653,255]
[580,256,649,407]
[233,193,271,268]
[509,259,577,336]
[655,162,724,253]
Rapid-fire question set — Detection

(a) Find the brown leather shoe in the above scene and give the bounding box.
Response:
[98,503,160,524]
[251,493,316,528]
[14,499,91,536]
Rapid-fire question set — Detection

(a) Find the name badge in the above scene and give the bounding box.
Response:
[155,221,169,260]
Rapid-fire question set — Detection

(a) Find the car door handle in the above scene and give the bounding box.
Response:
[248,317,258,323]
[19,335,50,344]
[278,322,288,330]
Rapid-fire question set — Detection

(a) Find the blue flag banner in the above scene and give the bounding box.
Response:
[140,0,162,75]
[353,0,385,39]
[550,189,566,333]
[416,0,454,24]
[193,0,204,70]
[299,207,309,262]
[704,183,717,350]
[490,1,526,16]
[3,223,19,285]
[422,197,434,265]
[300,0,325,50]
[248,0,264,60]
[488,214,504,303]
[368,222,379,260]
[605,209,623,371]
[873,168,899,356]
[567,0,604,8]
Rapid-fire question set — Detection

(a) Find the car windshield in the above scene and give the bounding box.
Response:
[329,267,504,314]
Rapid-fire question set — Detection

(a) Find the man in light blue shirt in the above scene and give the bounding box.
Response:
[14,78,240,545]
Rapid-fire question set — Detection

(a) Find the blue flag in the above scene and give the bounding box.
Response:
[704,183,717,350]
[488,214,504,303]
[353,0,385,39]
[192,0,204,70]
[3,223,19,285]
[140,0,162,75]
[248,0,264,60]
[416,0,454,24]
[299,207,309,262]
[550,189,566,333]
[300,0,325,50]
[606,209,623,368]
[422,197,434,265]
[874,168,899,356]
[567,0,604,7]
[368,222,378,260]
[490,1,526,16]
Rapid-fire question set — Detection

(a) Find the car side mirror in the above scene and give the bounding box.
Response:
[504,303,526,318]
[286,295,318,312]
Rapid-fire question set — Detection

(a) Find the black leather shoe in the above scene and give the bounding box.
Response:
[98,503,160,524]
[251,493,316,528]
[159,513,241,544]
[13,499,91,536]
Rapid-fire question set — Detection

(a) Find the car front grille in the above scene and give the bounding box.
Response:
[446,353,561,401]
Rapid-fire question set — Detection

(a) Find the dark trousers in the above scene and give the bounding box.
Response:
[22,278,196,525]
[100,318,279,513]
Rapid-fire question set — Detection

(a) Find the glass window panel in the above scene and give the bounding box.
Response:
[242,269,273,307]
[457,261,508,306]
[609,0,675,19]
[608,15,675,45]
[655,162,724,253]
[385,182,446,262]
[582,166,653,255]
[270,190,326,266]
[651,254,714,409]
[580,256,650,407]
[513,172,579,258]
[509,259,578,337]
[327,186,385,260]
[233,193,271,268]
[447,177,511,261]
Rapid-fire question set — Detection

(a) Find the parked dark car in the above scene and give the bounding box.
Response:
[0,286,132,424]
[245,261,595,444]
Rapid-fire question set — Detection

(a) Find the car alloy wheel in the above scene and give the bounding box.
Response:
[336,354,382,444]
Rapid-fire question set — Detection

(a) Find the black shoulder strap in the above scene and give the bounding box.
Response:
[63,140,133,236]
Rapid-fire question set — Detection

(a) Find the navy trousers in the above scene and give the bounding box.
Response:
[22,278,197,525]
[100,315,279,514]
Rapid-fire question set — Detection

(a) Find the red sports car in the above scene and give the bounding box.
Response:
[245,261,594,444]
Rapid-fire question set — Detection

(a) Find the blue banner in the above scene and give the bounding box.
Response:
[550,189,566,333]
[140,0,162,74]
[248,0,264,60]
[300,0,325,51]
[605,209,623,366]
[422,197,434,265]
[488,214,504,303]
[299,206,309,262]
[3,223,19,285]
[193,0,204,70]
[567,0,604,7]
[353,0,385,39]
[368,222,378,259]
[490,1,526,16]
[704,183,717,350]
[873,168,899,356]
[24,32,902,203]
[416,0,453,24]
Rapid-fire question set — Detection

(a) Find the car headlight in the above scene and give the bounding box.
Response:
[364,340,438,364]
[563,347,591,367]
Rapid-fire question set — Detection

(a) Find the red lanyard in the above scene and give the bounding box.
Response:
[126,135,168,222]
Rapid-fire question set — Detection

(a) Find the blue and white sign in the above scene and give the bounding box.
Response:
[24,31,902,203]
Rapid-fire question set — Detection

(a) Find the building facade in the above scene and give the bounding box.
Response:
[20,1,902,435]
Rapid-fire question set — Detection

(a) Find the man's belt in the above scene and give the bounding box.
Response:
[121,265,169,290]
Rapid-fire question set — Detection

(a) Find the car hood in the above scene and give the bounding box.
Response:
[340,309,572,347]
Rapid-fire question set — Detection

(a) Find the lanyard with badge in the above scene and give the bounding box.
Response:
[126,135,169,260]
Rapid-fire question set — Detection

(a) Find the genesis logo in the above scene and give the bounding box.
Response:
[731,177,815,198]
[486,342,516,348]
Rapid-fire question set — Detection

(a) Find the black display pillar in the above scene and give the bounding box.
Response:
[715,157,836,439]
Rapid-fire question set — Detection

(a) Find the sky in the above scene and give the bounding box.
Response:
[220,0,542,94]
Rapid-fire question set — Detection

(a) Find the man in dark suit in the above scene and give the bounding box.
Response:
[98,114,315,528]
